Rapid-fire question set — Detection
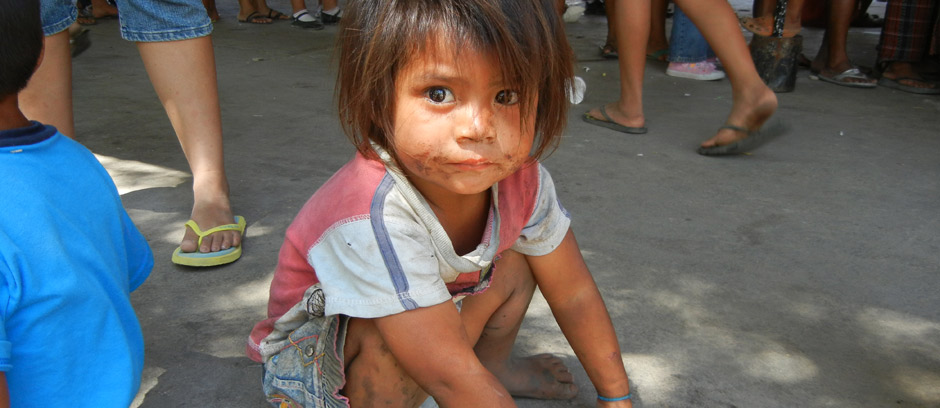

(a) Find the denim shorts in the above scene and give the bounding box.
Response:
[262,314,351,408]
[40,0,212,42]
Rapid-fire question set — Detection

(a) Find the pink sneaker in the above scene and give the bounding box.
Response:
[666,61,725,81]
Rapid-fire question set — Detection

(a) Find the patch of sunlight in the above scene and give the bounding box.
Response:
[785,299,827,322]
[894,367,940,403]
[742,348,818,383]
[580,248,596,260]
[649,289,738,345]
[622,354,677,405]
[95,154,190,195]
[207,275,274,313]
[857,308,940,355]
[131,366,166,408]
[675,276,717,297]
[198,333,259,359]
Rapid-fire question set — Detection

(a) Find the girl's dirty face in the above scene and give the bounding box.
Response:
[390,43,536,202]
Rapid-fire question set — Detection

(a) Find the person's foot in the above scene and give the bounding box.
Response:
[179,194,241,254]
[699,84,777,149]
[256,7,290,21]
[320,7,342,24]
[585,102,646,130]
[600,41,618,59]
[488,354,578,400]
[646,47,669,62]
[89,3,118,19]
[666,61,725,81]
[740,16,801,37]
[880,61,940,93]
[237,9,272,24]
[817,60,876,87]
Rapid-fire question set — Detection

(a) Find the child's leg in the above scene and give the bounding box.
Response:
[462,250,578,400]
[342,250,577,406]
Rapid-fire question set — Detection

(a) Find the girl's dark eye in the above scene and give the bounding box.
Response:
[426,87,455,104]
[495,90,520,105]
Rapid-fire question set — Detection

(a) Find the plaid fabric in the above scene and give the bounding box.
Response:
[877,0,939,62]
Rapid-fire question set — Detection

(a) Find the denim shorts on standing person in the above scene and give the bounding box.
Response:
[39,0,211,42]
[667,7,715,63]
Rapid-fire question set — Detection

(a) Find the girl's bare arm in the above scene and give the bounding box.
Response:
[526,228,634,407]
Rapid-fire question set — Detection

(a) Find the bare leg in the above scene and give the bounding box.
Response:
[647,0,669,59]
[202,0,219,22]
[20,31,74,138]
[585,0,650,130]
[137,38,240,254]
[675,0,778,147]
[813,0,875,85]
[464,251,578,400]
[602,0,618,55]
[342,250,577,405]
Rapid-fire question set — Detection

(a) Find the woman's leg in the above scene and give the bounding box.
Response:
[675,0,778,147]
[137,37,240,253]
[20,30,74,138]
[647,0,669,59]
[585,0,650,130]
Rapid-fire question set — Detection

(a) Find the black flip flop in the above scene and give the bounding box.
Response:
[582,106,648,134]
[697,122,787,156]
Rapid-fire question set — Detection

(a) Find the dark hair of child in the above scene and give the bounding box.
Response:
[336,0,574,161]
[0,0,44,98]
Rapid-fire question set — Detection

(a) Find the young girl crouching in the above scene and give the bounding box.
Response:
[247,0,634,406]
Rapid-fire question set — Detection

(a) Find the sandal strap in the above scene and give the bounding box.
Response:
[185,218,245,247]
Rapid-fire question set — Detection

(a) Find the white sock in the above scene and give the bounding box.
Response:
[293,9,316,22]
[322,7,341,16]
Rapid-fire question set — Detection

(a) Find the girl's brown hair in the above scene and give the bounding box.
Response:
[336,0,574,160]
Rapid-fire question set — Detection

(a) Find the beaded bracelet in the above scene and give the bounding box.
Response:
[597,393,632,402]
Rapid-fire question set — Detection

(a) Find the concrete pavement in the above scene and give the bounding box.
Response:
[67,2,939,407]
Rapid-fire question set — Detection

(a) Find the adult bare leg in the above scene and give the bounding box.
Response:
[675,0,778,148]
[585,0,651,130]
[137,37,240,254]
[647,0,669,60]
[21,30,74,138]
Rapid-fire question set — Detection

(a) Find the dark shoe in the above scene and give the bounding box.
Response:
[696,122,787,156]
[582,106,648,134]
[291,9,324,30]
[320,9,341,24]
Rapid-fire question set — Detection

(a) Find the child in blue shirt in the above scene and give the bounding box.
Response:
[0,2,154,406]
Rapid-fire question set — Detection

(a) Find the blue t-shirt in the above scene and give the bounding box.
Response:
[0,122,153,407]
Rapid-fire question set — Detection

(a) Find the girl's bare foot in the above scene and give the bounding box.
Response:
[488,354,578,400]
[700,84,777,149]
[740,16,801,37]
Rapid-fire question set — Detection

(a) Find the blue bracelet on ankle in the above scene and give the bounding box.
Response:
[598,393,631,402]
